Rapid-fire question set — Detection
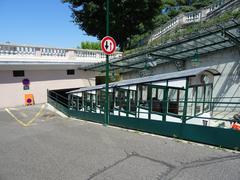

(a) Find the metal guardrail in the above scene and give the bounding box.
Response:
[47,90,69,108]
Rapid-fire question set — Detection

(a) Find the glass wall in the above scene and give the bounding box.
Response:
[167,88,185,116]
[114,87,137,116]
[68,80,214,124]
[187,84,213,117]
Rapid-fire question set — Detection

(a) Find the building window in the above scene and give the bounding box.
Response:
[67,69,75,75]
[13,70,25,77]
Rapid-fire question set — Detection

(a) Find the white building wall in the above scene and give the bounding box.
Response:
[185,47,240,99]
[122,47,240,100]
[0,70,96,108]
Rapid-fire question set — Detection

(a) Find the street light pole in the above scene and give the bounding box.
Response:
[105,0,110,125]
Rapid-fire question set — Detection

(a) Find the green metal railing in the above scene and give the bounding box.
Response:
[47,89,240,150]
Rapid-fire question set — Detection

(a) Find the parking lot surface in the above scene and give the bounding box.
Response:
[0,104,240,180]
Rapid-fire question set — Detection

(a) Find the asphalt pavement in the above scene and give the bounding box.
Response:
[0,104,239,180]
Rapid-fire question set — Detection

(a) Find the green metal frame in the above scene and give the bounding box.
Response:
[48,91,240,151]
[67,82,236,122]
[82,20,240,74]
[114,87,137,117]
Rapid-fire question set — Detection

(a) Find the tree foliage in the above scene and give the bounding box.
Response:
[78,41,101,50]
[64,0,216,51]
[128,0,215,49]
[192,0,215,9]
[63,0,163,51]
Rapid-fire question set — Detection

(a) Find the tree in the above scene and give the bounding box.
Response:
[63,0,163,51]
[192,0,214,9]
[78,41,101,50]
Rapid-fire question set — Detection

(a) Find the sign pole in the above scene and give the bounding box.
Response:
[105,0,110,125]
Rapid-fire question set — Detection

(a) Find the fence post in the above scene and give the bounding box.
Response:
[182,78,189,123]
[162,87,168,122]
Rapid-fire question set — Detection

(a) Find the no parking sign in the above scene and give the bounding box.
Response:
[101,36,116,55]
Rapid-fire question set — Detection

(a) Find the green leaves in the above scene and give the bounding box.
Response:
[79,41,101,50]
[64,0,217,51]
[64,0,162,51]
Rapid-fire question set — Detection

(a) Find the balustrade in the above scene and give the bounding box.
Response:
[148,0,232,43]
[0,44,122,60]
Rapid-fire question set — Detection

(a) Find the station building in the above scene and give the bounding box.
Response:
[1,0,239,110]
[0,0,239,149]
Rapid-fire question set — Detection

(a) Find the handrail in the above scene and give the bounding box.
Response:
[48,94,69,107]
[48,88,240,126]
[48,90,68,101]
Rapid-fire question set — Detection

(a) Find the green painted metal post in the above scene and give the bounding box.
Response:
[105,0,110,125]
[194,86,198,116]
[203,85,206,114]
[210,84,214,112]
[162,87,168,121]
[182,78,189,123]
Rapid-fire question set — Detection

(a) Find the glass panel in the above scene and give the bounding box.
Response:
[91,93,96,112]
[129,90,137,113]
[109,91,114,113]
[116,88,128,112]
[168,88,179,114]
[70,95,78,110]
[178,90,185,116]
[83,92,87,111]
[83,92,91,111]
[167,88,185,115]
[138,85,149,108]
[152,88,157,99]
[196,86,204,114]
[152,87,164,113]
[96,90,100,106]
[204,85,212,112]
[187,87,195,116]
[115,90,119,107]
[78,95,83,110]
[100,90,105,110]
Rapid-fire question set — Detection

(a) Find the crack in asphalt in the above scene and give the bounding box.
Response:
[158,154,240,180]
[87,151,175,180]
[87,152,132,180]
[87,150,240,180]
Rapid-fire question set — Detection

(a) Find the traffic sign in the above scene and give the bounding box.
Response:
[101,36,116,55]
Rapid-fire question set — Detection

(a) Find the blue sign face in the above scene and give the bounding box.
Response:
[22,78,30,85]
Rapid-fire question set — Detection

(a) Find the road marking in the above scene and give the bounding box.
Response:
[5,104,45,127]
[20,111,28,118]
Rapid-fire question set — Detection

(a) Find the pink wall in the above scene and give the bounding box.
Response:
[0,70,96,108]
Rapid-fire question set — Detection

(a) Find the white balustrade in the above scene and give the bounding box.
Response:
[148,0,233,43]
[184,11,202,23]
[209,0,229,12]
[0,44,122,60]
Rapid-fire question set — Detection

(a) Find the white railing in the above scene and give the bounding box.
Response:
[150,18,179,42]
[184,10,202,24]
[209,0,228,12]
[148,0,233,43]
[0,44,122,60]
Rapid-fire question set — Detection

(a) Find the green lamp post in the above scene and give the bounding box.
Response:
[105,0,110,125]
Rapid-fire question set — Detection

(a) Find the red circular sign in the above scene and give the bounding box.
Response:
[101,36,116,55]
[27,98,32,103]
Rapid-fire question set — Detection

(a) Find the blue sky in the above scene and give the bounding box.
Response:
[0,0,98,48]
